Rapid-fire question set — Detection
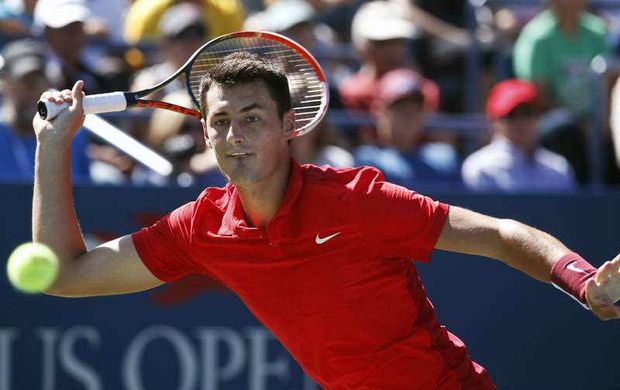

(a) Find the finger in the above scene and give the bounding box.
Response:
[611,257,620,275]
[71,80,84,110]
[596,261,613,285]
[40,90,57,100]
[586,277,606,307]
[62,89,72,103]
[592,305,620,321]
[46,92,63,104]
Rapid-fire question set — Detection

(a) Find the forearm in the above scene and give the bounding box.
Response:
[436,207,571,283]
[492,219,571,282]
[437,208,619,319]
[33,137,87,266]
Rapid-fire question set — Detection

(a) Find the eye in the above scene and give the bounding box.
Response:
[246,115,260,124]
[213,118,230,127]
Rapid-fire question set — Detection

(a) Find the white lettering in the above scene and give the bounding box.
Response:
[195,327,245,390]
[59,326,102,390]
[37,328,59,390]
[0,328,19,390]
[123,325,197,390]
[246,328,290,390]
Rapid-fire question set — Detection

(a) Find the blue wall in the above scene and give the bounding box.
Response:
[1,183,619,390]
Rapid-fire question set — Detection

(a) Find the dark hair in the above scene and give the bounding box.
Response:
[198,52,291,118]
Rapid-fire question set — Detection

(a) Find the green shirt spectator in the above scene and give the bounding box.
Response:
[513,9,609,118]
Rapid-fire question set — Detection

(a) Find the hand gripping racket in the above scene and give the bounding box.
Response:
[37,31,329,138]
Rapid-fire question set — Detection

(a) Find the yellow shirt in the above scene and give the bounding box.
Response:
[124,0,245,44]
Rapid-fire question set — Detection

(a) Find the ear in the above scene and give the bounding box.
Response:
[283,109,296,139]
[201,118,212,146]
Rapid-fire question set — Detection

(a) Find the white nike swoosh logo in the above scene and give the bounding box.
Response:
[315,232,340,245]
[567,263,587,274]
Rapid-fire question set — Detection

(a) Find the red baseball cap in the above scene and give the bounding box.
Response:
[486,79,539,119]
[375,68,439,112]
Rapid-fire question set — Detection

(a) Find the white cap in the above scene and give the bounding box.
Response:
[245,0,316,33]
[34,0,91,29]
[351,1,417,47]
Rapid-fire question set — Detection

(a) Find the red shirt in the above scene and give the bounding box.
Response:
[132,161,495,389]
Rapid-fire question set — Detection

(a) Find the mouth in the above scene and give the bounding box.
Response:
[227,152,253,158]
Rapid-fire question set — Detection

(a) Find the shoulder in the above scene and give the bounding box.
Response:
[194,185,232,211]
[462,143,503,172]
[519,11,557,42]
[417,142,460,171]
[153,184,230,237]
[580,12,607,37]
[535,147,573,174]
[316,145,354,168]
[338,71,373,94]
[301,163,384,192]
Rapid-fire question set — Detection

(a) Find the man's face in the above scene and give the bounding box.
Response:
[552,0,587,14]
[163,25,205,68]
[495,104,539,151]
[365,39,408,75]
[3,70,50,126]
[378,96,425,151]
[45,22,85,65]
[202,80,294,186]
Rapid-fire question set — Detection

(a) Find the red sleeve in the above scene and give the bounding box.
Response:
[353,167,450,262]
[131,201,197,282]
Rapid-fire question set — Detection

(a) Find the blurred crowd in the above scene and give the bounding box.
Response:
[1,0,620,192]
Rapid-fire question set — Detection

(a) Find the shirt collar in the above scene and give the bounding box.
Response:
[219,158,304,236]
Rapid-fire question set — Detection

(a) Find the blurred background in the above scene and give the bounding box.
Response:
[1,0,620,389]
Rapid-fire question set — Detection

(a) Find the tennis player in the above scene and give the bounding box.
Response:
[33,53,620,389]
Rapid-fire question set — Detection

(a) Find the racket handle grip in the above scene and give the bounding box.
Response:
[37,92,129,120]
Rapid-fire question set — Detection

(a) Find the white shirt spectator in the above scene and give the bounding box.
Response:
[462,136,576,192]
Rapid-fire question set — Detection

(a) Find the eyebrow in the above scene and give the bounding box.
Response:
[240,103,263,113]
[212,103,264,118]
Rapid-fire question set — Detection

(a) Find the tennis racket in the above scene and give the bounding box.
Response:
[37,31,329,138]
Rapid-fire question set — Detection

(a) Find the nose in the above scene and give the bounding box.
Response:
[226,119,245,145]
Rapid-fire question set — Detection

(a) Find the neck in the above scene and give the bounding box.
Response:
[497,135,535,157]
[236,159,291,228]
[553,7,580,35]
[361,63,387,80]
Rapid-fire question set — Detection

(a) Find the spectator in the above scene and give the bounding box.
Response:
[34,0,127,93]
[514,0,608,118]
[338,0,419,113]
[245,0,335,60]
[354,68,460,187]
[245,0,348,108]
[86,0,131,44]
[291,122,354,168]
[395,0,489,111]
[0,38,90,181]
[462,79,576,192]
[130,3,207,99]
[0,0,35,40]
[513,0,610,182]
[132,90,226,187]
[123,0,245,45]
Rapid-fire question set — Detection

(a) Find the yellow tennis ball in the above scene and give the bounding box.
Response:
[6,243,59,294]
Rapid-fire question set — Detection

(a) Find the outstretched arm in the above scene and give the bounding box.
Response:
[33,81,163,297]
[435,206,620,320]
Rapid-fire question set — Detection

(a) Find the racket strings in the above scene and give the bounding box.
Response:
[186,35,327,136]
